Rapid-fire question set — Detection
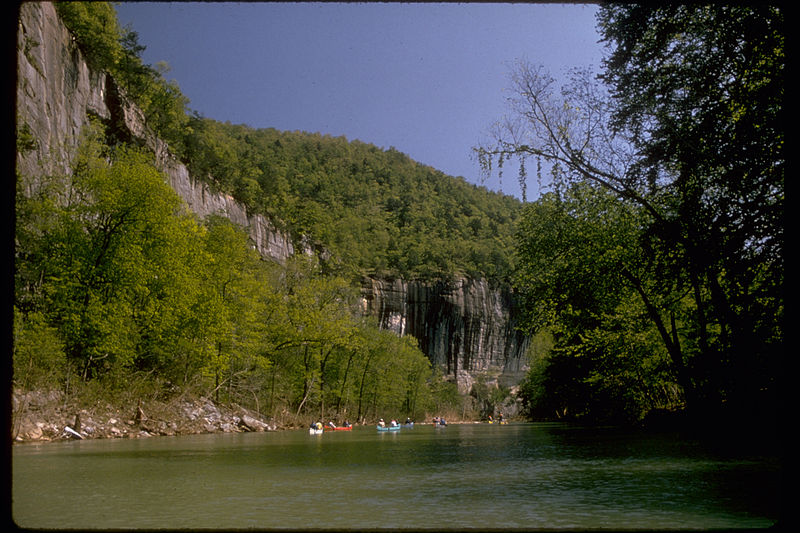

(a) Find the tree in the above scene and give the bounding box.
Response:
[597,4,783,414]
[264,255,358,417]
[478,5,783,420]
[199,216,275,403]
[55,2,123,71]
[14,125,206,386]
[12,309,67,391]
[57,2,192,158]
[514,183,681,422]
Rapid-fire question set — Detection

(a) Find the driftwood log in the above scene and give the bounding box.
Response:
[239,415,269,432]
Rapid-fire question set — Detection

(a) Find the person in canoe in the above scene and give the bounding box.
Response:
[390,419,398,427]
[328,421,336,429]
[378,418,386,428]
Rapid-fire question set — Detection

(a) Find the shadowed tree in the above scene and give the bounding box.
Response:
[477,5,783,421]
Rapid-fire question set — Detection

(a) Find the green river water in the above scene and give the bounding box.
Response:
[12,422,781,530]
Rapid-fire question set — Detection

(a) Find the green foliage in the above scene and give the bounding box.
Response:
[16,122,38,154]
[180,121,521,283]
[514,184,679,423]
[596,4,783,415]
[492,6,782,424]
[55,2,123,72]
[253,255,434,422]
[13,309,67,391]
[55,2,520,284]
[56,2,191,158]
[23,2,522,423]
[15,131,442,421]
[16,126,194,381]
[469,374,511,419]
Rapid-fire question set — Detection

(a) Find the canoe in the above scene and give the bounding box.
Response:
[325,426,352,431]
[402,422,414,428]
[376,425,401,431]
[309,427,323,435]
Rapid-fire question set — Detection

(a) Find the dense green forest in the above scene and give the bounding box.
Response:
[15,121,453,423]
[54,2,522,285]
[14,2,783,429]
[14,2,516,425]
[179,121,521,282]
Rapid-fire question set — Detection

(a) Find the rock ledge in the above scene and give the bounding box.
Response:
[12,389,278,444]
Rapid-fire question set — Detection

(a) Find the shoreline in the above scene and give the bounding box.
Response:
[10,389,493,446]
[11,389,279,445]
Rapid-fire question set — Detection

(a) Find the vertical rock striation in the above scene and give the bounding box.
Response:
[361,277,530,391]
[16,2,530,389]
[15,2,307,264]
[16,1,109,181]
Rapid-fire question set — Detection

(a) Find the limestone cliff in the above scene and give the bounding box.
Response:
[15,2,305,263]
[15,2,530,389]
[360,277,529,391]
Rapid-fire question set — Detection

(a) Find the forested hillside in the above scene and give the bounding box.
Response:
[54,2,521,284]
[15,2,782,438]
[13,2,520,438]
[180,121,521,281]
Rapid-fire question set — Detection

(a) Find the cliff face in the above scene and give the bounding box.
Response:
[361,277,530,390]
[16,2,305,263]
[15,2,530,390]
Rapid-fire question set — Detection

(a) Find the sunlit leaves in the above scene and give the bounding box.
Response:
[55,2,124,71]
[179,121,521,283]
[513,181,684,422]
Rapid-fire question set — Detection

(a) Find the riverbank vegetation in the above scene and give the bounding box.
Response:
[481,5,783,427]
[13,3,782,438]
[14,3,524,440]
[14,125,458,432]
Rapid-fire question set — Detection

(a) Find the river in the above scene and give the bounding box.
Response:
[12,422,781,530]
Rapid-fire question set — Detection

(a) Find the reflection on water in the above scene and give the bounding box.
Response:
[12,423,781,529]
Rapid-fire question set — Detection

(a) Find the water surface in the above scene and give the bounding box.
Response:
[12,422,781,529]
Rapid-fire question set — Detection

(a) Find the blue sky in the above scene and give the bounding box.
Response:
[114,2,604,201]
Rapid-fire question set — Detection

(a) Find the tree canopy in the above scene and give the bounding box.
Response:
[479,4,783,424]
[14,123,445,423]
[54,1,522,285]
[179,120,521,283]
[17,2,519,426]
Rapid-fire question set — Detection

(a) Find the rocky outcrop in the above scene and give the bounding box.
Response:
[15,2,530,389]
[11,389,276,443]
[361,277,530,391]
[15,1,307,263]
[15,1,108,181]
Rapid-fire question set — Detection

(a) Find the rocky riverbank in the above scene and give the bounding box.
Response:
[11,389,278,444]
